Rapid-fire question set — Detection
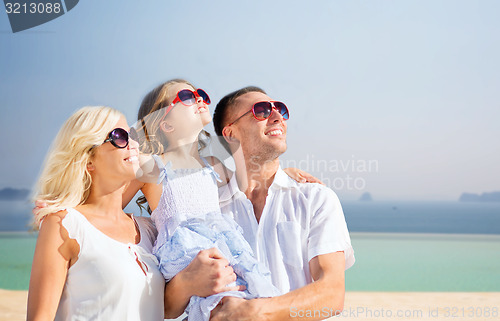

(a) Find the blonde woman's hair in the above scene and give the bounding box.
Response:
[32,106,124,228]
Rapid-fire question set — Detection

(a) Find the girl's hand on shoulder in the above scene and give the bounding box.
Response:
[284,167,324,185]
[32,200,47,216]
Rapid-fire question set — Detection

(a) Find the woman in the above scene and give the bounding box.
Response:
[27,106,165,320]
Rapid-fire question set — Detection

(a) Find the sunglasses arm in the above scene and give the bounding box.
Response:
[159,104,176,122]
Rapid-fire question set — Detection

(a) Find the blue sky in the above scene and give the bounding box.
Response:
[1,0,499,200]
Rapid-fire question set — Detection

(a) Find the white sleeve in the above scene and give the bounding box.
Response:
[307,187,355,270]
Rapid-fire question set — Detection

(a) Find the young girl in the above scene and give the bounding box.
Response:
[122,79,317,320]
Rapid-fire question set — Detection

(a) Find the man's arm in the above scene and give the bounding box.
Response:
[163,248,245,319]
[210,251,346,321]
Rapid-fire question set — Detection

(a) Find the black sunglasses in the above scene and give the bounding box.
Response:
[101,128,138,149]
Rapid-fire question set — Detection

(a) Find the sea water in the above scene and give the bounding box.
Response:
[1,201,499,291]
[0,232,37,290]
[345,232,500,291]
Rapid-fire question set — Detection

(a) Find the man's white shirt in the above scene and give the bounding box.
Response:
[218,167,355,294]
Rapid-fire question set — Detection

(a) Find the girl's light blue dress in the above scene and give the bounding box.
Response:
[151,156,280,321]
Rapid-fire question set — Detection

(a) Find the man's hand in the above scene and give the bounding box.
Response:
[180,248,245,298]
[211,252,346,321]
[210,297,264,321]
[164,248,246,318]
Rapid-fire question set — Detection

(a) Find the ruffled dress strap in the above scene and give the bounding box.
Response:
[152,154,175,184]
[201,157,222,183]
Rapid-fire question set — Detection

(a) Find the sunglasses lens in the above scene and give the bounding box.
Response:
[110,128,129,148]
[197,89,211,105]
[177,89,196,105]
[274,102,289,120]
[253,102,272,120]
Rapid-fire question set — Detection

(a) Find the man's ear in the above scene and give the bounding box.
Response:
[160,121,174,133]
[222,126,237,145]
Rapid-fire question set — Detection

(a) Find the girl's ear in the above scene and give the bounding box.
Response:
[160,121,174,133]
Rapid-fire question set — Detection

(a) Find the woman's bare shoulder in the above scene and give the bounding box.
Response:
[41,209,69,226]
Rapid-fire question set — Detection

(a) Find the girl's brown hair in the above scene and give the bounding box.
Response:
[136,79,211,213]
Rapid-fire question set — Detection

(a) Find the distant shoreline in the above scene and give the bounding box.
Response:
[2,200,500,234]
[0,188,30,201]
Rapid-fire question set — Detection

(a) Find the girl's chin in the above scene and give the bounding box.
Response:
[200,113,212,123]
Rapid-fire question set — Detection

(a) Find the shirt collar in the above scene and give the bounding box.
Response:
[218,166,296,203]
[271,166,297,189]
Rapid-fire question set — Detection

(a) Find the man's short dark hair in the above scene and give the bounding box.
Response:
[213,86,266,154]
[213,86,266,136]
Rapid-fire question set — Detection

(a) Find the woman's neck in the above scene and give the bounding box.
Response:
[82,182,127,219]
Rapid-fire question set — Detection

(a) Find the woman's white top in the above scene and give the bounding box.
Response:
[54,208,165,321]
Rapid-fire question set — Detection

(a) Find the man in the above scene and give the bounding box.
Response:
[209,86,355,320]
